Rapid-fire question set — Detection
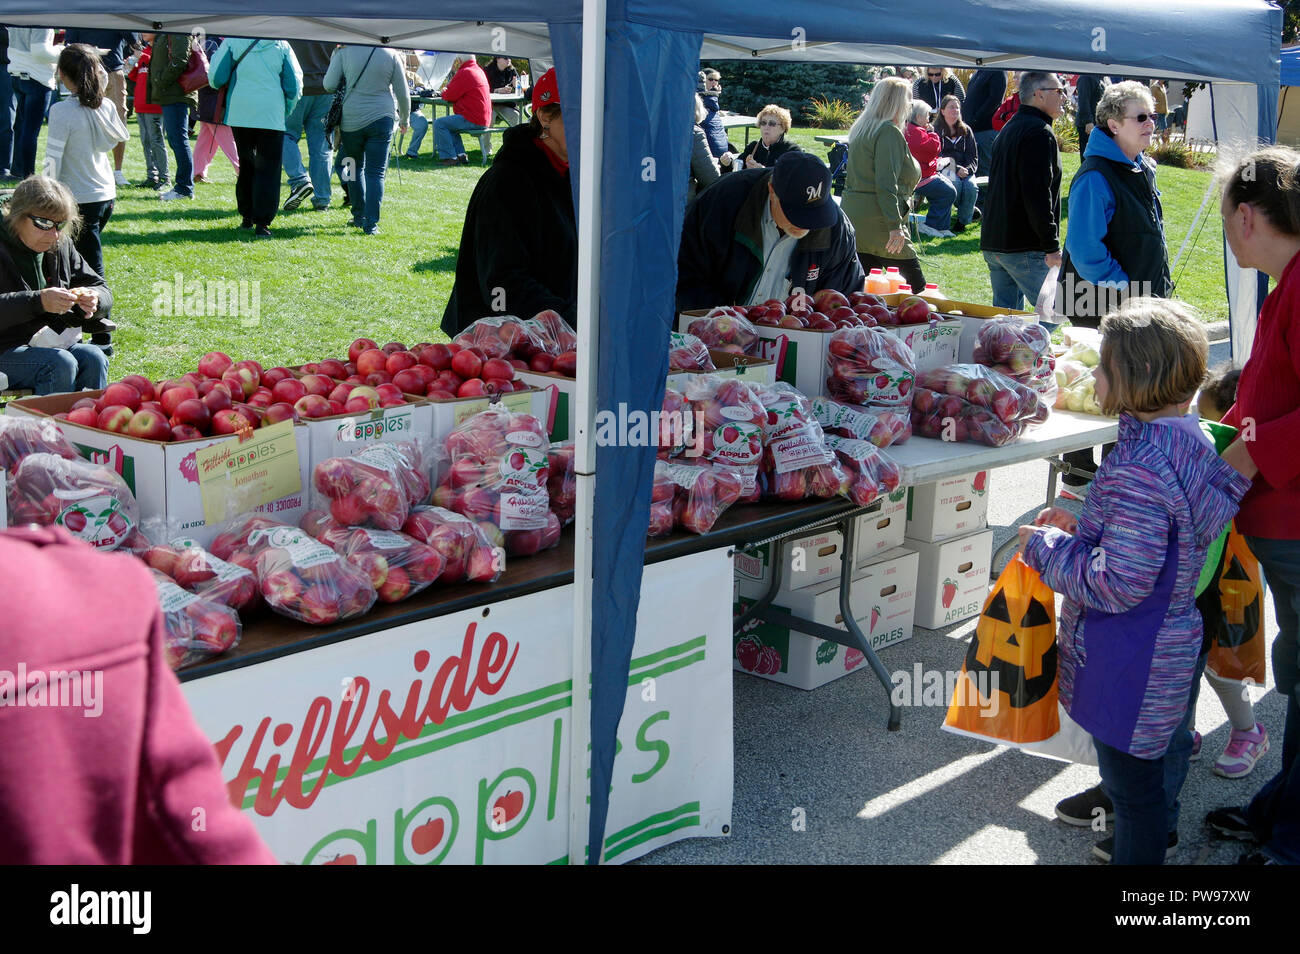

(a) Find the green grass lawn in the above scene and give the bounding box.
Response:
[88,123,1227,382]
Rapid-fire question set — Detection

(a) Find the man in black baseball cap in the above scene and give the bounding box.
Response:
[677,152,864,311]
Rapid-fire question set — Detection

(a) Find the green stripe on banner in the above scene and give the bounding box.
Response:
[627,635,707,673]
[547,855,569,865]
[604,801,700,846]
[240,695,572,809]
[245,677,574,792]
[604,814,702,861]
[632,651,706,685]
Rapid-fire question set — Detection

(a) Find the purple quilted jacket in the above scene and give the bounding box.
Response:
[1023,414,1252,758]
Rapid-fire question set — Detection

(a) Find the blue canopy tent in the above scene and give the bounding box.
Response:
[1277,45,1300,146]
[4,0,1280,865]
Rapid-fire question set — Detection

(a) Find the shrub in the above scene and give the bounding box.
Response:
[806,96,857,129]
[1054,116,1080,153]
[1148,139,1216,169]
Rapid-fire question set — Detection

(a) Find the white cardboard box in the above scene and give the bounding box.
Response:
[666,348,778,393]
[511,371,575,442]
[680,309,835,398]
[7,392,311,547]
[905,528,994,629]
[733,524,849,598]
[905,470,989,542]
[855,486,908,564]
[426,387,551,447]
[878,319,963,373]
[924,297,1035,363]
[732,547,918,689]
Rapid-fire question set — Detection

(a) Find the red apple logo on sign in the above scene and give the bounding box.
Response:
[492,790,524,829]
[411,818,445,855]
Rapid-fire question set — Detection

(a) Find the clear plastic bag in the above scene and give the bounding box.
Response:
[914,363,1048,427]
[7,452,140,550]
[523,309,578,355]
[300,511,445,602]
[910,386,1023,446]
[681,376,765,500]
[825,326,916,408]
[752,383,847,502]
[401,505,506,582]
[823,436,902,506]
[451,315,549,360]
[811,396,911,448]
[311,438,432,532]
[0,415,79,471]
[547,441,576,525]
[151,569,242,670]
[685,307,760,356]
[649,459,744,536]
[668,332,717,372]
[248,522,377,625]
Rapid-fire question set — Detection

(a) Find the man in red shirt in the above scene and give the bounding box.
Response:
[436,54,491,165]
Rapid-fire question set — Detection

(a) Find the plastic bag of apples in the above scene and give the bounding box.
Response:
[150,568,242,669]
[752,383,848,502]
[811,396,911,448]
[547,441,576,525]
[680,377,765,502]
[311,438,433,532]
[432,405,561,558]
[7,452,140,550]
[647,459,743,537]
[210,515,376,625]
[685,307,760,356]
[524,309,578,355]
[300,510,445,602]
[824,326,916,409]
[667,332,716,372]
[657,386,695,459]
[452,315,549,361]
[139,531,262,613]
[401,506,505,582]
[0,415,78,471]
[823,435,902,506]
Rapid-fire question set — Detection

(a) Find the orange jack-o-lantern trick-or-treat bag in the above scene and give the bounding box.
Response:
[944,553,1060,745]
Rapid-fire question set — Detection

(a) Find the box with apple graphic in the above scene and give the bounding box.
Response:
[905,470,989,542]
[732,547,917,690]
[6,391,311,547]
[905,528,994,629]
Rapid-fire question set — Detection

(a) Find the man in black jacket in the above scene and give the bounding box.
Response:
[677,152,864,312]
[979,71,1065,312]
[1074,73,1109,142]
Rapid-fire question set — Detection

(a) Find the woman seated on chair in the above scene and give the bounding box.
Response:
[904,99,958,239]
[0,176,111,395]
[936,95,980,232]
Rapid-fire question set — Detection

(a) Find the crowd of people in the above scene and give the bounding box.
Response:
[0,43,1294,868]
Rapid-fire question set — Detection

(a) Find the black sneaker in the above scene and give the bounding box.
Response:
[282,182,314,212]
[1055,784,1114,827]
[971,207,982,223]
[254,226,272,240]
[951,220,967,234]
[1206,806,1259,841]
[1092,831,1178,863]
[239,218,254,230]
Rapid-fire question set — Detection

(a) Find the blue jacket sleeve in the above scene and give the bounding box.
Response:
[1023,463,1171,613]
[1065,170,1128,286]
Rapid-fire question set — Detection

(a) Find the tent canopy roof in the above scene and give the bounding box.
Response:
[4,0,1280,85]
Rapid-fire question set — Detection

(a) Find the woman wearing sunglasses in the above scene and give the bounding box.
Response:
[0,177,112,395]
[1057,81,1173,495]
[725,104,801,173]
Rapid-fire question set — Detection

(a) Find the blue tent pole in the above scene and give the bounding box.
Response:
[568,0,607,866]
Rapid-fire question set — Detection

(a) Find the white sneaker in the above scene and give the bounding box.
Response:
[114,169,129,186]
[918,223,956,238]
[159,189,192,201]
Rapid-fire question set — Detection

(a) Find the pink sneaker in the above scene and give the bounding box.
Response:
[1214,723,1269,779]
[1190,730,1202,761]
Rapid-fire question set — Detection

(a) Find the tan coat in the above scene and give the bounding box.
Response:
[840,117,920,258]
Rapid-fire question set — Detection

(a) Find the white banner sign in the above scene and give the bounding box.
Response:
[182,548,733,864]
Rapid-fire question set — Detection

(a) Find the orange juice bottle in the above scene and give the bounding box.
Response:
[897,284,913,295]
[920,282,944,300]
[865,268,890,295]
[885,267,902,293]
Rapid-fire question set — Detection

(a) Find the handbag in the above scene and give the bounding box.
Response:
[179,41,209,93]
[324,48,377,146]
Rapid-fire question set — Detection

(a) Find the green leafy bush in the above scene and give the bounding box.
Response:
[1148,139,1216,169]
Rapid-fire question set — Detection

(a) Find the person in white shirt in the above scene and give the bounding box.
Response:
[6,28,60,179]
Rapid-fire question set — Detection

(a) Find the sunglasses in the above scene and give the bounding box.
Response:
[28,214,66,231]
[1125,112,1156,124]
[927,73,942,78]
[758,119,782,128]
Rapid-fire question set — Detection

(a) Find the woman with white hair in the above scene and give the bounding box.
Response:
[842,76,927,291]
[904,99,957,238]
[688,93,720,200]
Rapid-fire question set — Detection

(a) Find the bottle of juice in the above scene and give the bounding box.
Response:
[920,282,944,300]
[865,268,890,295]
[885,267,902,293]
[897,284,913,295]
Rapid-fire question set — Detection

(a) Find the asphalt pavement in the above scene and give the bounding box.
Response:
[637,335,1288,865]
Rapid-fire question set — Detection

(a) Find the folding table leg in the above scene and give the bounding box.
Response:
[838,513,902,730]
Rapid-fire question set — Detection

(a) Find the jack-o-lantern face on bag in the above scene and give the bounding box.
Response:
[1218,552,1261,647]
[964,586,1058,709]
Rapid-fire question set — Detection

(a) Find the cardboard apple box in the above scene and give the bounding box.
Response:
[666,348,777,392]
[857,545,920,651]
[6,391,311,547]
[680,309,834,398]
[904,528,993,629]
[301,398,434,473]
[876,319,962,373]
[922,297,1035,363]
[855,485,908,564]
[905,470,989,542]
[734,524,848,598]
[512,370,575,442]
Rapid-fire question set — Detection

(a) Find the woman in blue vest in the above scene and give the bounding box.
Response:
[1057,80,1172,496]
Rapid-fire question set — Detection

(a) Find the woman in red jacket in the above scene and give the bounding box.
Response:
[904,99,956,239]
[1207,146,1300,865]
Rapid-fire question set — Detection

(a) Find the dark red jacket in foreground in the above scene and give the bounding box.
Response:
[0,527,277,864]
[1222,249,1300,539]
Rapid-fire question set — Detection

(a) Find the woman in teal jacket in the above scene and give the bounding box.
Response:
[209,39,302,238]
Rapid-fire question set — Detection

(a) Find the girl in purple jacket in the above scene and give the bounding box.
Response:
[1018,299,1252,865]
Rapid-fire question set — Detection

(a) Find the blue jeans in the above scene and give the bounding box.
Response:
[11,77,51,179]
[1095,736,1169,865]
[917,176,957,230]
[339,116,394,232]
[434,112,478,160]
[407,109,429,155]
[952,174,979,225]
[1244,535,1300,864]
[0,69,15,176]
[1164,650,1209,834]
[0,343,108,395]
[283,93,332,206]
[161,102,194,197]
[983,249,1051,312]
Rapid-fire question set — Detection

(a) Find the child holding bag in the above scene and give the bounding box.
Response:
[1018,298,1252,865]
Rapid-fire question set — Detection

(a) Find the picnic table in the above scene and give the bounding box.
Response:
[816,132,987,188]
[716,112,758,146]
[410,93,532,163]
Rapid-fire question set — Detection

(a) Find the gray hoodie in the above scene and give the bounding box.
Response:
[45,99,130,204]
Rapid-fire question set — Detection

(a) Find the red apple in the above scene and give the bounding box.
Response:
[481,358,514,381]
[356,348,388,377]
[327,400,346,415]
[170,398,211,433]
[392,369,424,395]
[382,341,407,355]
[457,378,486,397]
[377,565,412,602]
[328,382,354,405]
[260,366,293,389]
[425,388,456,401]
[212,409,253,436]
[96,405,134,433]
[528,353,553,373]
[300,374,334,398]
[364,371,392,387]
[348,338,380,363]
[221,368,258,399]
[120,374,155,403]
[318,359,348,380]
[273,378,308,405]
[247,389,274,408]
[552,351,577,377]
[294,395,332,419]
[203,385,233,414]
[450,349,483,380]
[197,351,233,379]
[126,408,172,441]
[102,382,142,411]
[170,424,203,441]
[375,383,404,405]
[66,406,99,428]
[418,344,452,371]
[263,402,298,424]
[386,350,417,375]
[234,359,263,378]
[347,385,380,410]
